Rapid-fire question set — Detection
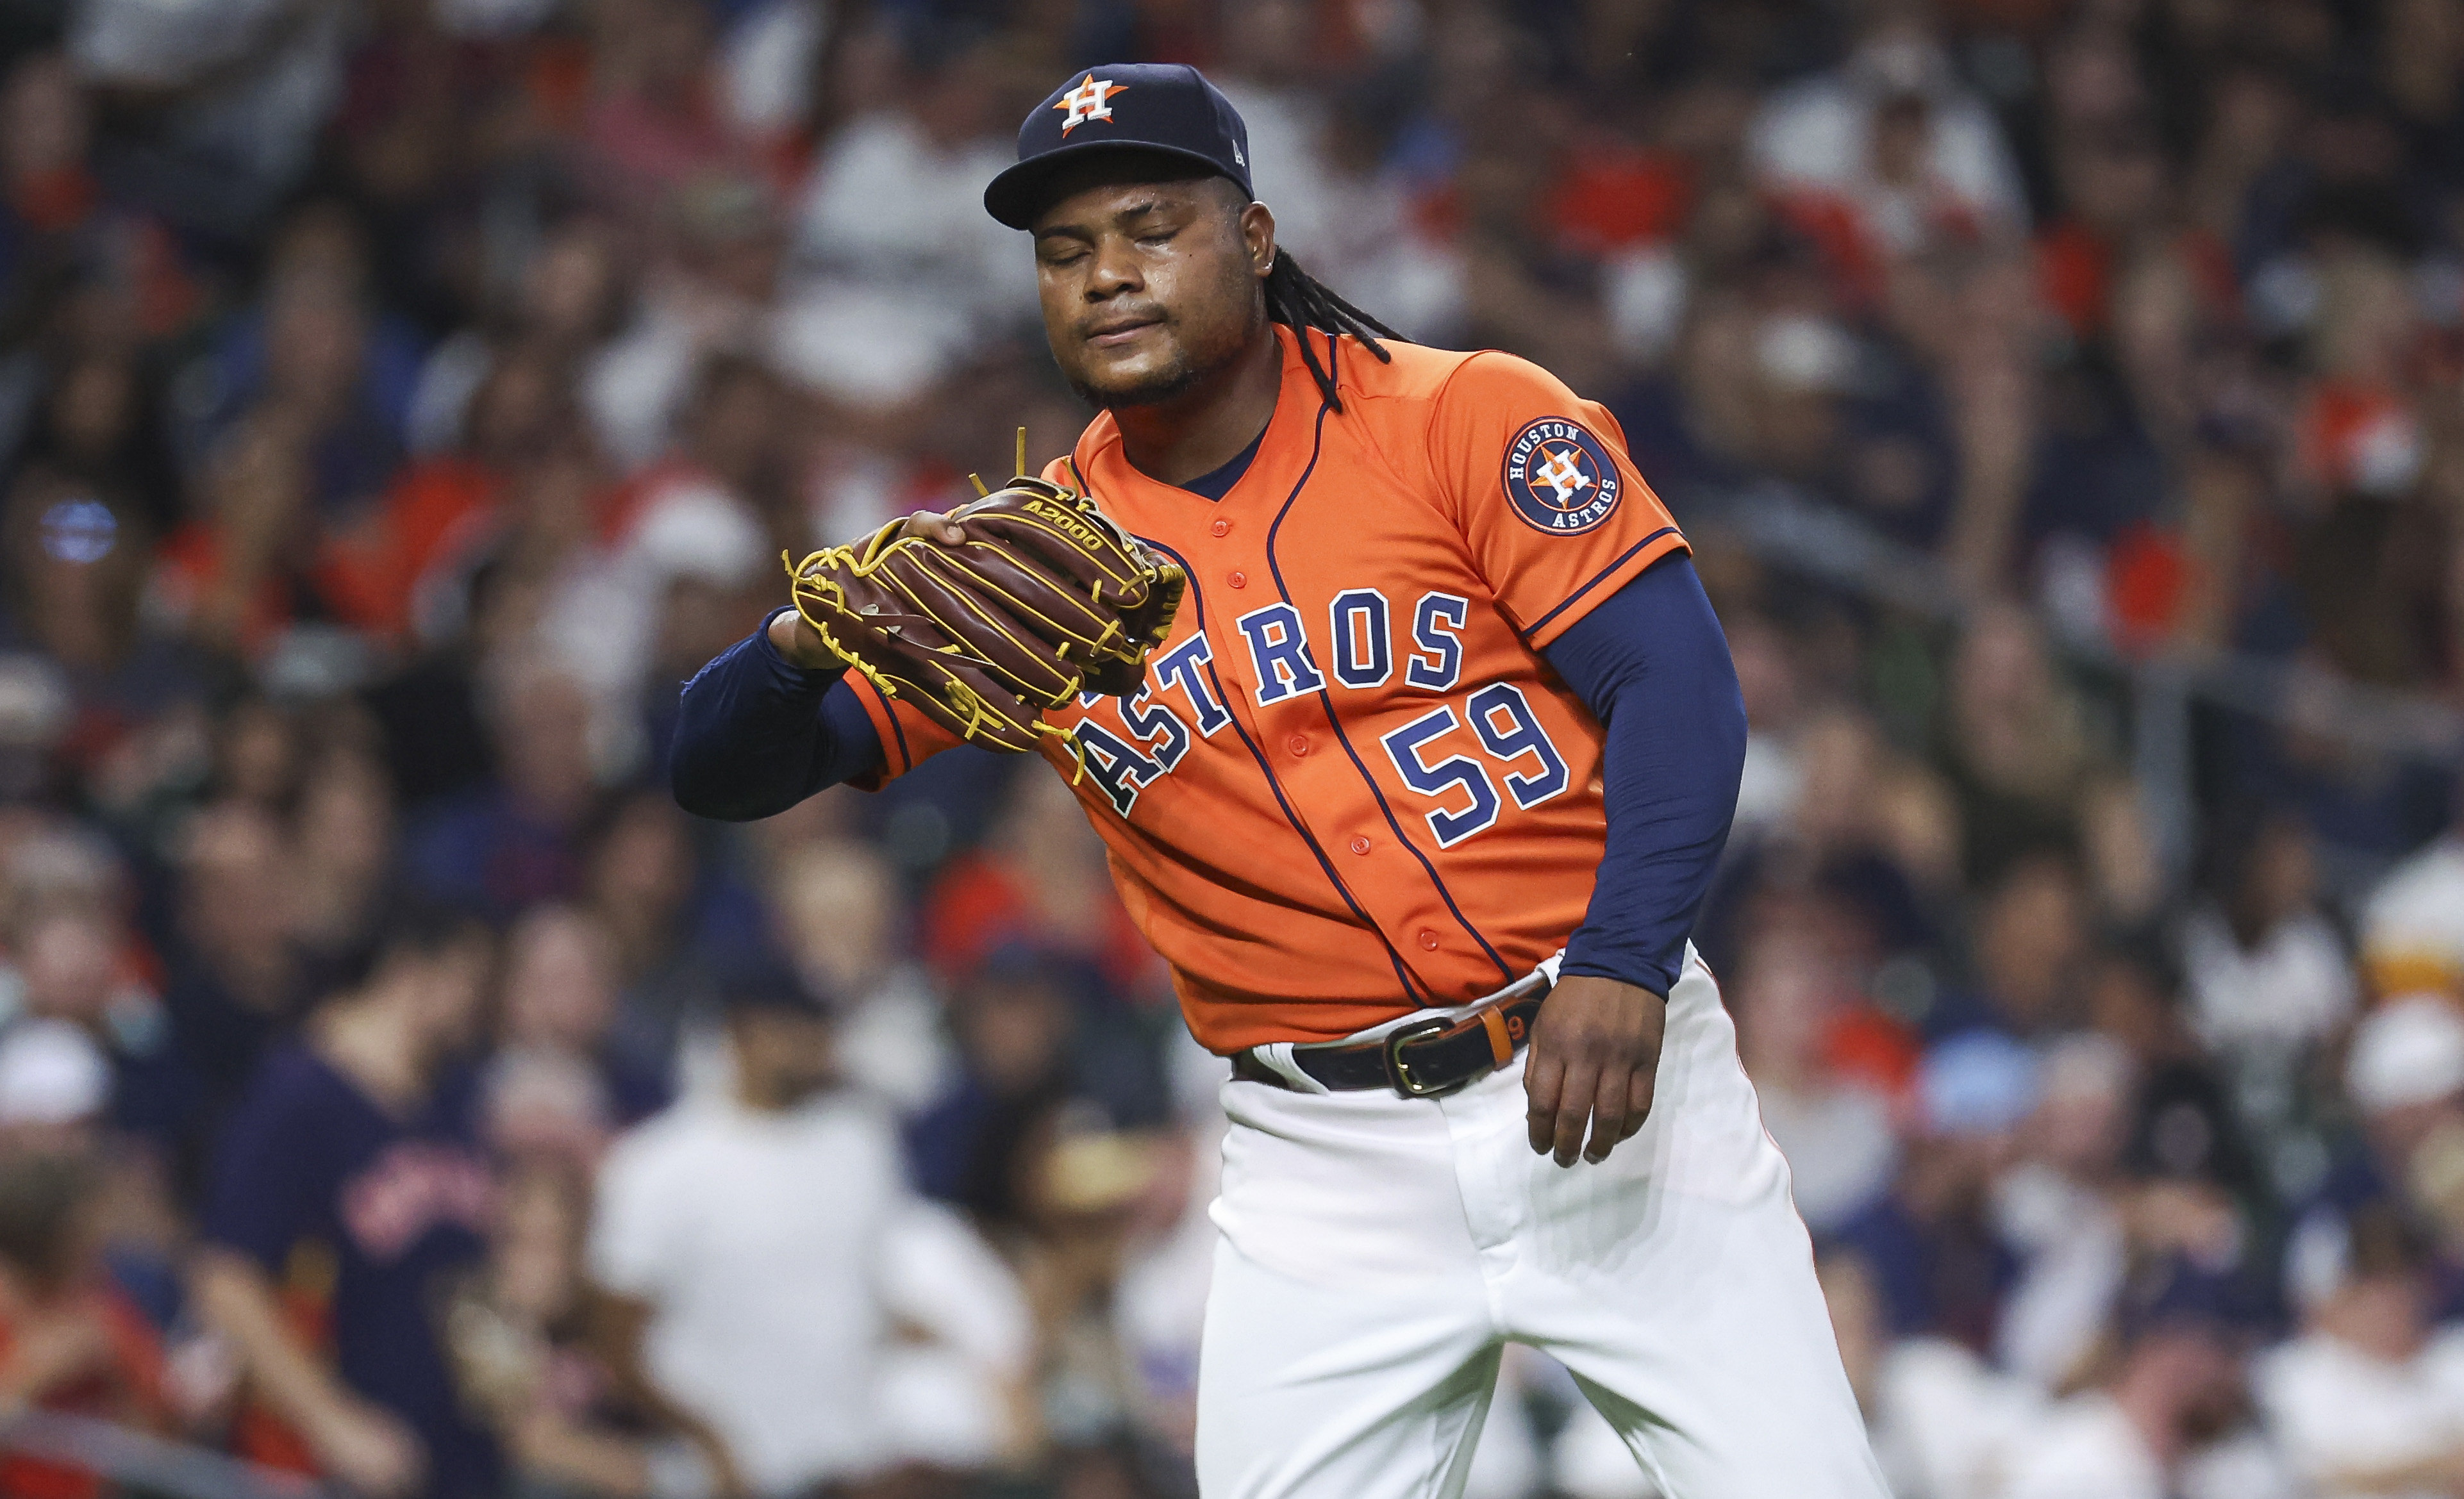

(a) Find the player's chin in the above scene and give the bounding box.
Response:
[1070,352,1197,410]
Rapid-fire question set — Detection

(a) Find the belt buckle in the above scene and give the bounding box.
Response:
[1381,1017,1454,1098]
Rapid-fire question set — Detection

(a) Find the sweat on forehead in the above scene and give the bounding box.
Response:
[1025,153,1247,232]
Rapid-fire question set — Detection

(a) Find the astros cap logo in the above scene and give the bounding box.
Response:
[1054,74,1128,135]
[1502,418,1623,534]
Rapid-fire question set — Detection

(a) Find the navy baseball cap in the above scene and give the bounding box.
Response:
[983,63,1253,230]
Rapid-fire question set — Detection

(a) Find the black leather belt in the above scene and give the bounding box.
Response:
[1230,974,1552,1098]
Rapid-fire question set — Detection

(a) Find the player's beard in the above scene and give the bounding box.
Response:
[1069,322,1249,411]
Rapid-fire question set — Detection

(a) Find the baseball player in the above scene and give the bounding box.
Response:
[672,63,1888,1499]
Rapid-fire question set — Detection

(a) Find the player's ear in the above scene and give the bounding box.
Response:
[1240,201,1276,279]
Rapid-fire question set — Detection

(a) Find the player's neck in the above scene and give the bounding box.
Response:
[1111,324,1283,486]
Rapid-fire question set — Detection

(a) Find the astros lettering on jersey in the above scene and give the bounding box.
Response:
[849,326,1686,1054]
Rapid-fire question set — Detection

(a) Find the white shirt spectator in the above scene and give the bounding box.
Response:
[2181,904,2358,1051]
[2365,833,2464,1002]
[72,0,344,194]
[1994,1161,2127,1391]
[722,0,829,139]
[590,1090,1028,1491]
[1205,76,1462,344]
[1211,79,1338,260]
[2000,1395,2167,1499]
[2004,1395,2293,1499]
[0,1018,108,1127]
[1868,1338,2044,1499]
[2258,1327,2464,1498]
[792,111,1016,295]
[536,468,765,765]
[829,961,953,1113]
[1747,29,2027,232]
[775,108,1024,408]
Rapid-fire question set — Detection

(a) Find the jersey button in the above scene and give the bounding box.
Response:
[1349,836,1372,856]
[1417,929,1440,951]
[1210,518,1231,537]
[1287,734,1309,758]
[1228,570,1247,588]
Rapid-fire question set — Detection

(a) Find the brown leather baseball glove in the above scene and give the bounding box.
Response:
[783,472,1186,754]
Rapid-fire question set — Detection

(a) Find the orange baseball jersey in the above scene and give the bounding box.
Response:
[849,326,1688,1053]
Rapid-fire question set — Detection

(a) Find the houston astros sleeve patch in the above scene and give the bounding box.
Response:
[1503,418,1623,534]
[1429,349,1684,647]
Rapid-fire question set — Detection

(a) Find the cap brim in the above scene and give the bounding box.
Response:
[984,140,1242,229]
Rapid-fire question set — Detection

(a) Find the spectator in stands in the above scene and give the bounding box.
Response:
[585,174,786,472]
[583,787,765,1072]
[1820,1248,2042,1499]
[1956,852,2093,1039]
[542,351,777,731]
[155,804,311,1162]
[588,970,1029,1492]
[908,945,1170,1209]
[2363,776,2464,1002]
[1733,927,1899,1235]
[783,31,1022,411]
[187,202,422,513]
[0,1150,174,1499]
[1,900,187,1152]
[287,745,398,966]
[2083,942,2265,1213]
[2258,1207,2464,1496]
[483,901,665,1164]
[770,837,949,1112]
[192,905,498,1499]
[1749,8,2027,240]
[921,769,1163,1005]
[404,654,601,920]
[1831,1031,2035,1351]
[1940,607,2097,888]
[68,0,348,228]
[2181,809,2357,1056]
[2288,997,2464,1319]
[2000,1264,2286,1499]
[447,1162,737,1499]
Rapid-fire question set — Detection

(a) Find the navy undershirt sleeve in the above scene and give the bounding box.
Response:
[670,608,884,821]
[1539,553,1746,998]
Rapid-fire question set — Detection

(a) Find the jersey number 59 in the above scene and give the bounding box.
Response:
[1378,683,1571,848]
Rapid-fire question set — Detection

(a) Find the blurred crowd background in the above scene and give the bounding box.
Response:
[0,0,2457,1495]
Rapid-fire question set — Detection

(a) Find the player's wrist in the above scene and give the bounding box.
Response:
[765,609,842,673]
[1552,967,1668,1005]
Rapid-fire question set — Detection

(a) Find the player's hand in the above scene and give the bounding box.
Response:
[897,508,968,545]
[768,509,972,670]
[1524,975,1665,1166]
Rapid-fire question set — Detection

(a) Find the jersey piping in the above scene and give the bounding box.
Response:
[1524,527,1680,642]
[1263,332,1515,985]
[1091,472,1432,1008]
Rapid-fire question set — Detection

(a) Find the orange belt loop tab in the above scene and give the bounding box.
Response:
[1479,1006,1514,1067]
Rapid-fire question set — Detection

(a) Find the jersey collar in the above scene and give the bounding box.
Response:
[1071,324,1328,523]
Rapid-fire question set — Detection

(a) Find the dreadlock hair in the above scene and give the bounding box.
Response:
[1262,249,1402,413]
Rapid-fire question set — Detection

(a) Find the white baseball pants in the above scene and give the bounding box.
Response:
[1195,949,1889,1499]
